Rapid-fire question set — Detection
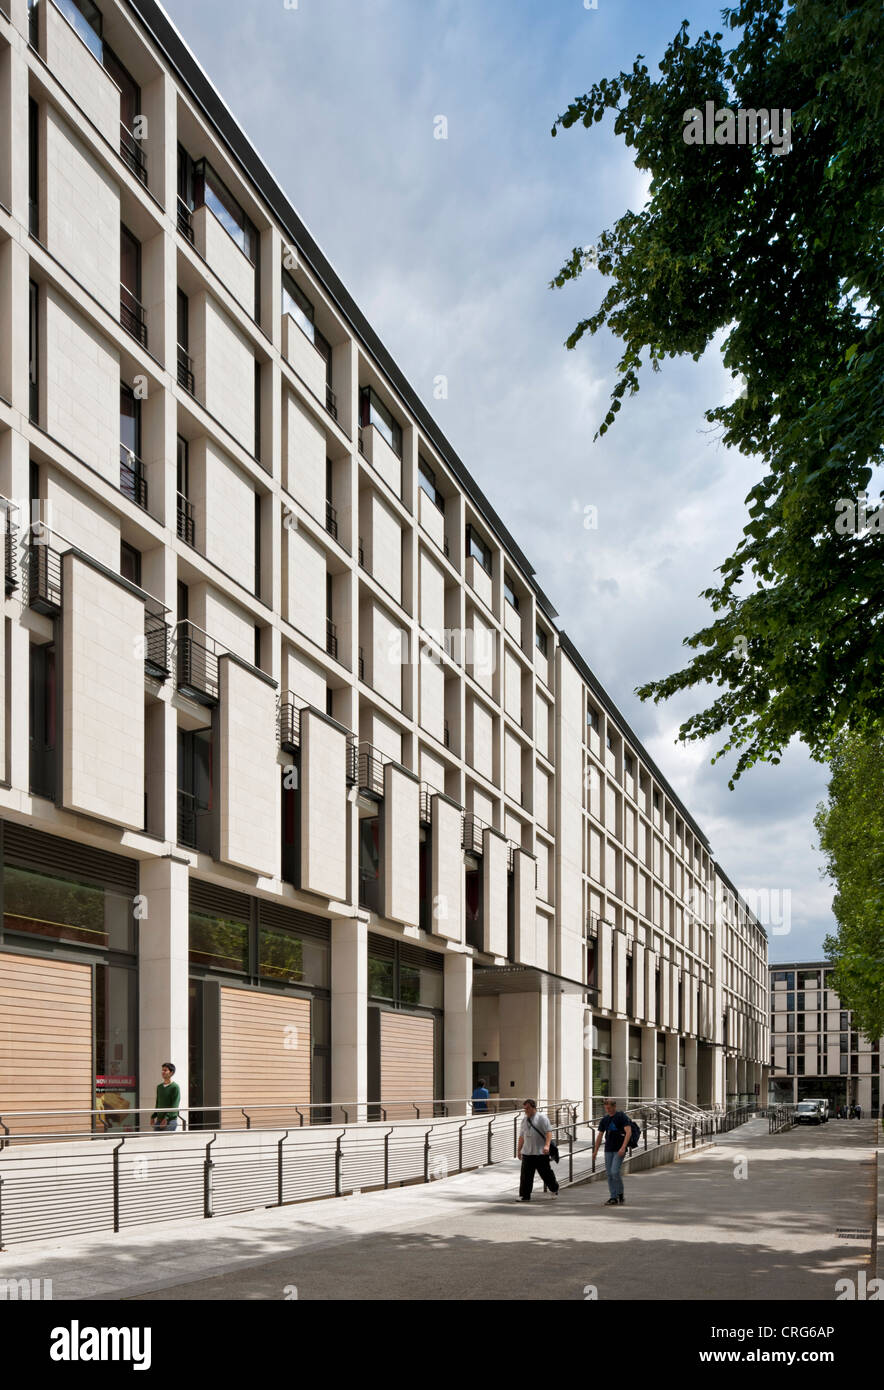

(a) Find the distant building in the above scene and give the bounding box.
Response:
[769,962,882,1112]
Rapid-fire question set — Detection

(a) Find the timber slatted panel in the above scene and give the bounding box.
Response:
[380,1011,435,1119]
[220,987,310,1128]
[0,952,92,1134]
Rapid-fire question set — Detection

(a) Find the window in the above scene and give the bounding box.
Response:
[359,387,402,458]
[254,493,262,597]
[653,790,661,811]
[625,753,634,776]
[29,100,39,236]
[55,0,103,62]
[359,814,381,912]
[120,225,145,345]
[254,360,261,460]
[189,908,247,974]
[178,726,213,854]
[282,272,315,341]
[466,524,492,575]
[535,626,548,657]
[29,643,56,799]
[586,705,599,732]
[503,574,519,610]
[606,733,613,751]
[29,281,39,423]
[418,457,445,513]
[119,384,141,458]
[193,159,258,263]
[120,542,141,587]
[4,860,135,953]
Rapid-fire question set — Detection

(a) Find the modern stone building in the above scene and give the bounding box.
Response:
[0,0,768,1132]
[769,962,881,1113]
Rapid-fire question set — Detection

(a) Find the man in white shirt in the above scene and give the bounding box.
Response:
[516,1098,559,1201]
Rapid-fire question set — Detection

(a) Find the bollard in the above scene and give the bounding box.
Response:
[204,1134,217,1218]
[277,1131,290,1206]
[112,1136,125,1232]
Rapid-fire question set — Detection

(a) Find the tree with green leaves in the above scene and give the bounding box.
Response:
[814,726,884,1042]
[551,0,884,786]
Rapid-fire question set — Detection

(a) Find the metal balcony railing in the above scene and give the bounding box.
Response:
[420,783,436,825]
[357,743,387,797]
[326,619,338,659]
[144,598,170,680]
[325,500,338,540]
[119,123,147,184]
[177,788,203,850]
[443,718,450,748]
[462,813,488,856]
[506,841,518,874]
[277,693,302,752]
[120,446,148,511]
[177,344,195,395]
[27,542,62,614]
[120,284,147,348]
[175,621,220,705]
[2,498,19,596]
[177,492,195,547]
[358,537,365,568]
[358,646,365,681]
[326,383,338,421]
[177,197,195,243]
[346,735,358,786]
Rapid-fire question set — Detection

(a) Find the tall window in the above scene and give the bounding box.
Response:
[503,574,519,609]
[28,281,39,423]
[193,159,258,263]
[119,384,141,458]
[418,457,445,512]
[465,524,491,575]
[120,225,145,345]
[29,642,56,799]
[359,387,402,458]
[55,0,103,61]
[28,100,39,236]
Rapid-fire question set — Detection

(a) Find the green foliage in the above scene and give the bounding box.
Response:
[814,725,884,1041]
[552,0,884,783]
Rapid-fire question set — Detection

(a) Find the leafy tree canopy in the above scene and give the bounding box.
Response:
[552,0,884,785]
[814,725,884,1041]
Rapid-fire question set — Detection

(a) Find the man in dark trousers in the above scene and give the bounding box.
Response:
[592,1097,632,1206]
[517,1098,559,1201]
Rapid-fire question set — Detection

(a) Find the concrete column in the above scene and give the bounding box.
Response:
[711,1047,726,1108]
[737,1057,747,1102]
[138,855,190,1117]
[330,915,367,1117]
[684,1036,698,1105]
[583,1007,593,1121]
[611,1017,629,1104]
[665,1031,680,1100]
[559,993,585,1106]
[726,1055,738,1103]
[443,949,472,1107]
[641,1023,657,1099]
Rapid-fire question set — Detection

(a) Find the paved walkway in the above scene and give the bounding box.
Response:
[0,1119,877,1301]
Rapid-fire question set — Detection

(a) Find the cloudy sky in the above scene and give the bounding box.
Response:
[161,0,833,962]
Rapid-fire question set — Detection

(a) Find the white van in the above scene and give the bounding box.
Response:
[804,1098,829,1123]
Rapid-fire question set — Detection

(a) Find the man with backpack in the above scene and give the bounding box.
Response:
[592,1098,633,1206]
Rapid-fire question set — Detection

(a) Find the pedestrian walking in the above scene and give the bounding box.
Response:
[150,1062,180,1132]
[592,1098,632,1206]
[516,1099,559,1201]
[855,1102,862,1119]
[472,1078,489,1114]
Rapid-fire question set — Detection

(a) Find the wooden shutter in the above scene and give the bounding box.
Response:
[220,987,311,1127]
[0,952,92,1135]
[379,1011,435,1119]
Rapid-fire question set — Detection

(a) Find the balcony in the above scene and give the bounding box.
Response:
[346,735,358,786]
[325,500,338,541]
[462,813,488,857]
[27,542,62,614]
[277,692,302,753]
[177,345,195,395]
[120,446,148,511]
[175,621,220,706]
[120,284,147,348]
[119,123,147,184]
[3,498,19,596]
[177,493,195,547]
[177,197,195,244]
[419,783,435,824]
[357,743,387,798]
[144,598,170,680]
[326,383,338,421]
[326,618,338,660]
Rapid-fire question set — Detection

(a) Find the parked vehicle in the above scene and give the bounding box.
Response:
[804,1098,829,1123]
[794,1101,824,1125]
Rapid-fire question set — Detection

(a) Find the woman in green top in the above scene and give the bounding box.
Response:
[150,1062,181,1132]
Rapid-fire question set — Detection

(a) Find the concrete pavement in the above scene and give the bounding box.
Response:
[0,1117,876,1301]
